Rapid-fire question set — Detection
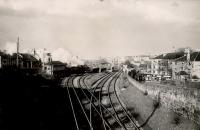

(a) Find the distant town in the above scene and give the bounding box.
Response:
[1,0,200,129]
[1,43,200,83]
[1,40,200,130]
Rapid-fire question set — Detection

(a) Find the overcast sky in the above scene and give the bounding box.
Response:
[0,0,200,58]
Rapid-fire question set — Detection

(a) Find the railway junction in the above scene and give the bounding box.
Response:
[61,71,199,130]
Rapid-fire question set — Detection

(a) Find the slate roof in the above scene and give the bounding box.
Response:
[0,51,11,58]
[12,53,39,62]
[0,52,39,62]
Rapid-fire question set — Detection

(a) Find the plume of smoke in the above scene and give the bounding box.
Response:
[3,42,16,54]
[3,41,31,54]
[52,48,72,63]
[52,48,84,66]
[2,43,84,66]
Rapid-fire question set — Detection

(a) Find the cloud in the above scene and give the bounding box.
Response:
[112,0,199,25]
[0,0,98,17]
[3,41,34,55]
[0,0,199,25]
[0,0,200,57]
[0,0,198,22]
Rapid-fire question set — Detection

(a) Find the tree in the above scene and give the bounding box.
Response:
[192,75,199,79]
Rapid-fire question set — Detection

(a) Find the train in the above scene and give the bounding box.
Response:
[53,65,91,79]
[128,69,145,82]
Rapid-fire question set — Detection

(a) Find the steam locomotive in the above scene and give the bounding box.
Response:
[128,69,145,82]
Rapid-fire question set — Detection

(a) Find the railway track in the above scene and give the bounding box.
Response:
[106,72,140,130]
[113,73,139,129]
[81,72,128,129]
[63,71,140,130]
[65,77,92,130]
[82,72,140,130]
[80,72,114,129]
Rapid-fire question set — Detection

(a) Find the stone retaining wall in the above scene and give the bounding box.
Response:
[128,76,200,125]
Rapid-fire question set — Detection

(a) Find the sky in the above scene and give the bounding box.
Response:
[0,0,200,58]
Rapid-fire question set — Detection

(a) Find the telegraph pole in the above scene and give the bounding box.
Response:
[16,37,19,68]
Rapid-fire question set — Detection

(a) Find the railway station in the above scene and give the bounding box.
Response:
[0,0,200,130]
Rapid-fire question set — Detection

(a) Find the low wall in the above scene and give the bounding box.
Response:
[128,76,200,125]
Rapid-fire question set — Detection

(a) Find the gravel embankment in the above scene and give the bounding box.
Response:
[116,74,199,130]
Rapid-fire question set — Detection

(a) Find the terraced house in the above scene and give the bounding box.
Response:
[151,51,185,80]
[172,51,200,81]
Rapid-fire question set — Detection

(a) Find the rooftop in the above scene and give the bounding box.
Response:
[12,53,39,62]
[0,52,39,62]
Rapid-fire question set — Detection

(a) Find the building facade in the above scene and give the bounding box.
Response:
[150,52,185,80]
[44,61,66,76]
[0,51,41,70]
[172,51,200,80]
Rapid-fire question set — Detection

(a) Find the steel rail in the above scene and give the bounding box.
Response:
[107,71,128,130]
[77,74,112,130]
[72,71,138,130]
[64,77,80,130]
[81,72,109,128]
[86,73,108,127]
[84,73,113,130]
[69,76,94,130]
[82,73,105,88]
[95,73,114,130]
[113,72,140,130]
[81,73,126,128]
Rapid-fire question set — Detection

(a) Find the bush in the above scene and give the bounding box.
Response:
[153,93,161,109]
[132,112,140,119]
[192,75,199,79]
[172,114,181,125]
[153,100,160,109]
[143,90,148,96]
